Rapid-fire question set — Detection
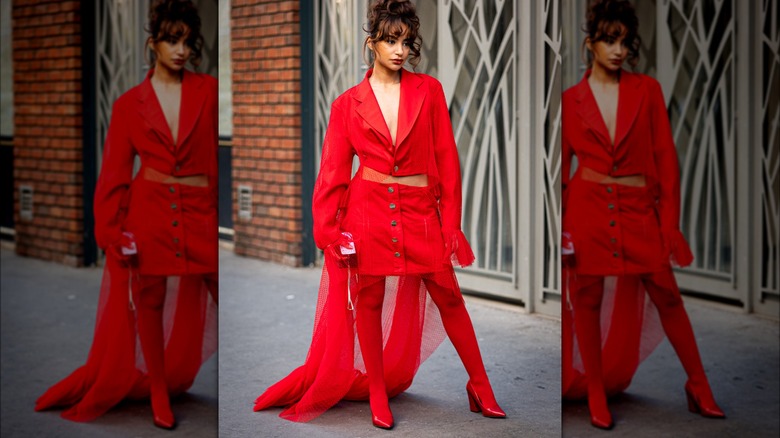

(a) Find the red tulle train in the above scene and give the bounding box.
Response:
[253,252,454,422]
[35,255,218,422]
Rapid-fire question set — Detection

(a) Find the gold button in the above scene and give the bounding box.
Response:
[606,186,613,194]
[391,220,397,226]
[388,187,394,193]
[392,237,398,243]
[393,165,399,172]
[169,186,175,193]
[609,220,616,226]
[394,252,401,257]
[172,220,178,227]
[389,203,396,209]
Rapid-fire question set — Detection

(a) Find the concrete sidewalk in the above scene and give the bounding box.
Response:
[3,246,777,437]
[1,248,217,438]
[218,249,562,437]
[562,295,780,437]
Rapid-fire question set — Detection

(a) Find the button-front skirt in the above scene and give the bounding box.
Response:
[340,177,446,276]
[564,177,667,275]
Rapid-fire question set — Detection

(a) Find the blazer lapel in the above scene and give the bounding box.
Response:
[137,70,174,148]
[354,71,393,146]
[395,70,425,147]
[177,69,206,147]
[572,74,612,147]
[613,70,644,148]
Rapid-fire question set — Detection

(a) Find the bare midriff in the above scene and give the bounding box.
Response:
[143,167,209,187]
[362,166,428,187]
[581,166,646,187]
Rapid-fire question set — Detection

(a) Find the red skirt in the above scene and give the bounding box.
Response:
[123,174,218,277]
[341,177,448,276]
[563,177,667,276]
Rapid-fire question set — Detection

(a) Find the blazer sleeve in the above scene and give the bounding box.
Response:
[649,79,693,266]
[94,98,135,250]
[561,105,574,215]
[431,80,475,267]
[312,98,354,250]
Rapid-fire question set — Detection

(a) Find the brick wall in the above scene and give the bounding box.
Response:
[231,0,303,266]
[12,0,84,266]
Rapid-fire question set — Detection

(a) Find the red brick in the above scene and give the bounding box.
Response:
[12,0,85,265]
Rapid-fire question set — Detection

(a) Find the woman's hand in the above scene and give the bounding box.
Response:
[326,232,357,268]
[561,231,575,267]
[661,228,694,267]
[107,231,138,268]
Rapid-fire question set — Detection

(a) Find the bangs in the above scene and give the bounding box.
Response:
[592,20,627,42]
[155,20,192,42]
[375,17,414,42]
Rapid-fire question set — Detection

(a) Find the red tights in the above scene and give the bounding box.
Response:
[355,276,498,415]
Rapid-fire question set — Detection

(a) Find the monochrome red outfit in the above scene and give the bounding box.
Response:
[561,70,713,401]
[35,69,218,422]
[254,69,484,422]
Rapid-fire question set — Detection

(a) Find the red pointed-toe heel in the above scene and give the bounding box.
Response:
[586,387,613,430]
[370,402,394,430]
[466,381,506,418]
[150,385,176,430]
[371,412,394,430]
[588,402,613,430]
[685,381,725,419]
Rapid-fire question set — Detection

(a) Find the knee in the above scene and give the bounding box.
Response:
[648,286,684,310]
[356,288,384,312]
[644,272,684,310]
[136,279,167,309]
[572,287,603,311]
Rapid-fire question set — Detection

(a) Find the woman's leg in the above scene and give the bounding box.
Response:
[135,276,176,429]
[571,274,613,429]
[422,274,505,417]
[356,278,393,428]
[642,270,724,417]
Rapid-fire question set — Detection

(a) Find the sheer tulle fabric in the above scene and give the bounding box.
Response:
[35,256,217,421]
[253,252,457,422]
[562,270,665,400]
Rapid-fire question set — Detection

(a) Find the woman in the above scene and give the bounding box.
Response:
[561,0,724,430]
[35,0,218,429]
[254,0,504,429]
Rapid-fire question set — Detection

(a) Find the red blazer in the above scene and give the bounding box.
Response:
[94,69,218,276]
[312,69,473,268]
[562,70,692,272]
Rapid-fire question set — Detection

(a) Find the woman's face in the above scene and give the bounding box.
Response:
[151,29,192,73]
[369,27,411,73]
[587,25,629,73]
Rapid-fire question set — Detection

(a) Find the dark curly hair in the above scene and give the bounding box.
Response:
[363,0,422,69]
[146,0,204,68]
[582,0,641,69]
